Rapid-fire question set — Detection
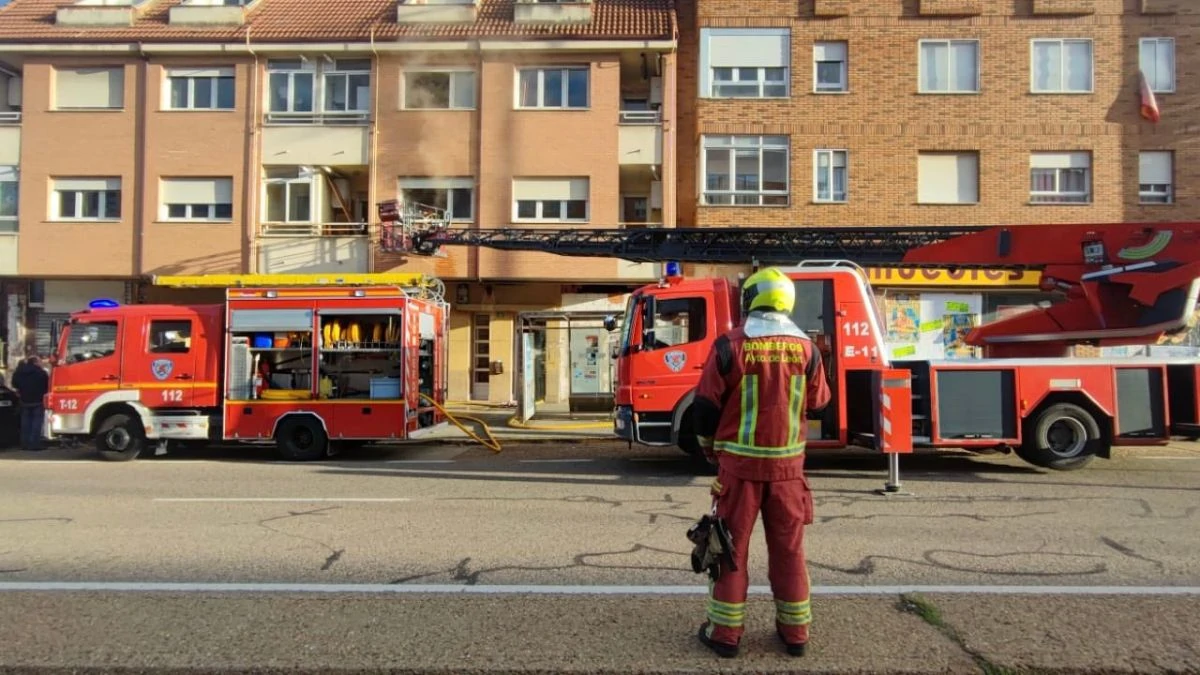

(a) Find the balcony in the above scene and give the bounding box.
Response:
[618,110,662,166]
[514,0,593,25]
[0,113,20,167]
[918,0,982,15]
[55,0,153,25]
[262,121,370,166]
[395,0,479,24]
[257,233,370,274]
[257,164,370,273]
[1030,0,1094,15]
[169,0,258,25]
[0,230,14,275]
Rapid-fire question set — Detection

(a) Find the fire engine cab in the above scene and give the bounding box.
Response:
[45,274,449,462]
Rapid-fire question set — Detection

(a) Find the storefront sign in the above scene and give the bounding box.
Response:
[866,267,1041,288]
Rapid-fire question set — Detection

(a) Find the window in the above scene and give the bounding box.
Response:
[0,166,17,233]
[700,28,790,98]
[649,297,708,348]
[160,177,234,221]
[403,70,476,109]
[918,152,979,204]
[165,67,235,110]
[516,67,588,109]
[52,178,122,220]
[398,177,474,221]
[263,167,314,223]
[1031,39,1092,93]
[268,59,314,113]
[1140,38,1175,94]
[54,66,124,109]
[813,149,848,203]
[813,41,848,92]
[1139,151,1173,204]
[323,59,371,113]
[919,40,979,93]
[63,321,118,364]
[149,320,192,354]
[512,177,589,221]
[1030,152,1091,204]
[702,135,789,206]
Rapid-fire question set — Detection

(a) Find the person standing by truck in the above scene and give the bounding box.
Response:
[691,267,832,658]
[11,353,49,452]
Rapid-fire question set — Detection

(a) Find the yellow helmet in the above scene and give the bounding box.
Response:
[741,267,795,314]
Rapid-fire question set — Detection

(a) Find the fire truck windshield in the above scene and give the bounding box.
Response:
[618,294,637,352]
[57,321,119,365]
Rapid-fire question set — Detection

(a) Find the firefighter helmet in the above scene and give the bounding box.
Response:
[742,267,795,314]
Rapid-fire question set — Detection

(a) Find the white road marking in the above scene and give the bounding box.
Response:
[0,582,1198,595]
[382,460,457,464]
[519,459,595,464]
[152,498,413,503]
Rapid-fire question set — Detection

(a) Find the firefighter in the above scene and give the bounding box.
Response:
[692,266,832,658]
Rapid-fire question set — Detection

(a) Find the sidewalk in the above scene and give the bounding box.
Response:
[1,589,1196,673]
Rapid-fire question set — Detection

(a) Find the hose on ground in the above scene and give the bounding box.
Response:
[419,393,502,454]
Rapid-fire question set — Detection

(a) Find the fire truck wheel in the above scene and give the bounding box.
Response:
[274,416,329,462]
[1018,403,1100,471]
[95,413,145,462]
[676,408,701,456]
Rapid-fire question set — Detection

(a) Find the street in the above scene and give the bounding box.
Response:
[2,439,1199,673]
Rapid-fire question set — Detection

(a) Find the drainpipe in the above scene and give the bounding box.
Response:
[134,41,148,291]
[244,27,260,274]
[369,25,380,272]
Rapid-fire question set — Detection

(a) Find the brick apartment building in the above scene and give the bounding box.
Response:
[676,0,1200,360]
[0,0,677,404]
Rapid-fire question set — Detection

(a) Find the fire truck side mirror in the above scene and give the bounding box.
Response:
[640,296,657,349]
[603,315,618,332]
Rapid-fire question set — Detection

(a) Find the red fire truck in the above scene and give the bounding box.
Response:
[401,221,1200,471]
[44,274,449,462]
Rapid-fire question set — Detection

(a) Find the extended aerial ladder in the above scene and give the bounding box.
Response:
[381,216,1200,357]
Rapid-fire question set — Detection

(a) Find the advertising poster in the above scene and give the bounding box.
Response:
[882,292,982,360]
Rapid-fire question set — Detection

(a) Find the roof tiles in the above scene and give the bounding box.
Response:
[0,0,676,43]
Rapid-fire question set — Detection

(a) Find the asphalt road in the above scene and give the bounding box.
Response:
[1,440,1199,673]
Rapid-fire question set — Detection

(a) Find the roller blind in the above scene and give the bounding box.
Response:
[165,67,234,79]
[918,153,978,204]
[814,41,847,62]
[1138,151,1172,184]
[706,29,790,68]
[54,177,121,191]
[1030,152,1090,169]
[55,67,123,108]
[161,177,233,204]
[512,178,588,201]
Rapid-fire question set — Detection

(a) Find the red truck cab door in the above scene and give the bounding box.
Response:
[47,315,124,422]
[140,317,200,407]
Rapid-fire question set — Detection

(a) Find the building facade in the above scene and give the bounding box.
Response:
[676,0,1200,360]
[0,0,678,403]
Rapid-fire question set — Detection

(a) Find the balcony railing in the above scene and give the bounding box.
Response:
[260,221,369,237]
[0,217,17,234]
[264,111,370,125]
[0,112,21,125]
[618,221,664,229]
[618,110,661,125]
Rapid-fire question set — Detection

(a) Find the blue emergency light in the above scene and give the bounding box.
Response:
[664,261,682,278]
[88,298,120,309]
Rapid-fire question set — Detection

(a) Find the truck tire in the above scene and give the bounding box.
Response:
[95,412,145,462]
[676,408,701,457]
[275,416,329,462]
[1017,403,1100,471]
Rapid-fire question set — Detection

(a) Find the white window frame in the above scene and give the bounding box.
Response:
[53,66,124,110]
[1138,151,1173,205]
[398,177,475,222]
[266,59,316,114]
[1030,38,1093,94]
[1029,152,1092,204]
[514,67,590,109]
[322,59,371,114]
[813,149,848,203]
[700,135,790,206]
[1139,38,1175,94]
[699,28,791,99]
[163,67,235,111]
[401,69,477,110]
[813,41,848,93]
[511,177,589,222]
[51,178,122,221]
[917,151,980,205]
[262,167,315,224]
[0,166,17,234]
[159,177,234,222]
[918,39,980,94]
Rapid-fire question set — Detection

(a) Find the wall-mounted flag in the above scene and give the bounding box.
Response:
[1139,70,1161,124]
